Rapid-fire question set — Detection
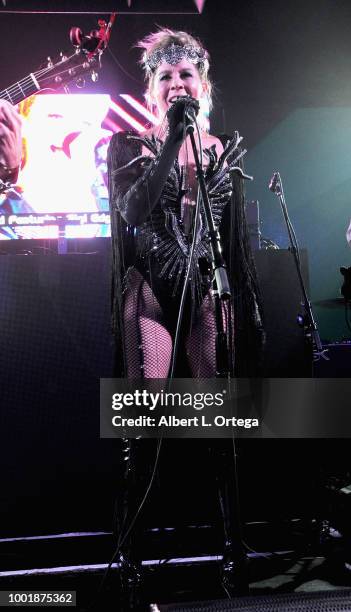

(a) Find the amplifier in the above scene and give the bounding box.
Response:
[254,249,312,376]
[156,589,351,611]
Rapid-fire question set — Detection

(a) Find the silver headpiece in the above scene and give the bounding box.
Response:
[144,43,208,74]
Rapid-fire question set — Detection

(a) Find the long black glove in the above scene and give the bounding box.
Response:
[167,96,200,134]
[108,96,200,227]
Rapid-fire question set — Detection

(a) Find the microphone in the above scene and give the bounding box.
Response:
[185,102,197,124]
[171,95,198,125]
[269,172,280,194]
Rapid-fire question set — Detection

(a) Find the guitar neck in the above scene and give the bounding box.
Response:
[0,73,40,105]
[0,16,113,107]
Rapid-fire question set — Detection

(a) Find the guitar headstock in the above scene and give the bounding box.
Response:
[36,16,116,94]
[37,49,100,93]
[0,15,116,106]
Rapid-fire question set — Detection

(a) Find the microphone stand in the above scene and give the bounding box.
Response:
[269,172,328,364]
[187,120,249,594]
[187,123,231,377]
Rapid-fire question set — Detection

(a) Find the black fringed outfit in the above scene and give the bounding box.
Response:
[108,129,264,378]
[108,128,265,604]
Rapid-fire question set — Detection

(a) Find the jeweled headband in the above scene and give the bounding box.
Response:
[143,43,208,74]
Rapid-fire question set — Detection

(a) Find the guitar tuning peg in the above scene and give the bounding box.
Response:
[47,57,53,68]
[75,77,85,89]
[59,51,67,62]
[91,70,99,83]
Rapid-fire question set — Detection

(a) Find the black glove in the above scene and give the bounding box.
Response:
[166,96,200,135]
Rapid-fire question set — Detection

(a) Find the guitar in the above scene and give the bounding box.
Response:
[0,14,116,106]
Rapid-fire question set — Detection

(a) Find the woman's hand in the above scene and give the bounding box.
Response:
[166,96,200,138]
[0,100,22,180]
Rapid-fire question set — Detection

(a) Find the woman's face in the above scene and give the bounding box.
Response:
[151,58,205,117]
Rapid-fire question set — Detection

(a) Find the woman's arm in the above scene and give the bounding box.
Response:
[108,97,199,226]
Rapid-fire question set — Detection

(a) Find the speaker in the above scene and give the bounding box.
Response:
[0,251,117,535]
[254,249,312,376]
[156,589,351,611]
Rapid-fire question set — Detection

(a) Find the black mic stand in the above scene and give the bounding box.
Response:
[187,120,249,595]
[187,123,231,377]
[269,171,328,366]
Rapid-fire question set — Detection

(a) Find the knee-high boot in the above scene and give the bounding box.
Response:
[116,438,145,611]
[210,440,249,596]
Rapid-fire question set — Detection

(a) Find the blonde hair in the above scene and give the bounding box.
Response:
[136,28,213,115]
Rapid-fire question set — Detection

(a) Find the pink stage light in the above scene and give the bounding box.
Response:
[193,0,206,13]
[109,100,145,132]
[120,94,159,125]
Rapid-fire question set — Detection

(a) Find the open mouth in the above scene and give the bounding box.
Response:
[168,95,185,104]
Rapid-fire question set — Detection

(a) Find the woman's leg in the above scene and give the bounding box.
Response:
[186,294,246,592]
[210,440,249,596]
[123,269,173,378]
[117,438,159,610]
[119,269,172,607]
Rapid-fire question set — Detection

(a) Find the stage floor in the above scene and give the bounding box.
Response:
[0,528,350,610]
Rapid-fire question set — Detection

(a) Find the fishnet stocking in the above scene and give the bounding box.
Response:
[123,269,172,378]
[123,270,233,378]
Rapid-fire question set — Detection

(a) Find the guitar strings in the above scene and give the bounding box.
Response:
[2,58,76,97]
[1,68,58,99]
[0,52,81,102]
[0,71,61,102]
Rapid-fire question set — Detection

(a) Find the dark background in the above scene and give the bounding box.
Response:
[0,0,351,541]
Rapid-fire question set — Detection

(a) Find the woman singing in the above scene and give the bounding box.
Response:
[107,28,264,609]
[108,28,264,380]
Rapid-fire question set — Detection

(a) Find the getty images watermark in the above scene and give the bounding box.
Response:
[100,379,261,438]
[111,387,259,430]
[100,378,351,439]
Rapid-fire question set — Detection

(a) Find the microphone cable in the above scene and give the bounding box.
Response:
[169,104,204,379]
[90,104,203,609]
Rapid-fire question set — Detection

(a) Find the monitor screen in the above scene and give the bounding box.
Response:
[0,94,116,240]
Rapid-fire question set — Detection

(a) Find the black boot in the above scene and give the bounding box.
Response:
[211,441,249,596]
[119,551,143,611]
[116,438,145,611]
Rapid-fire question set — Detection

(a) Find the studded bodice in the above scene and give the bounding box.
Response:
[125,131,249,299]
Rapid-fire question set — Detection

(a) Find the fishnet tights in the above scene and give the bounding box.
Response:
[123,268,233,378]
[123,269,172,378]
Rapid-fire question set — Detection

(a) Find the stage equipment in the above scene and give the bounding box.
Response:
[254,249,310,377]
[269,171,327,364]
[0,14,115,106]
[0,1,200,13]
[245,200,261,251]
[152,589,351,611]
[185,107,253,377]
[340,267,351,332]
[182,109,252,594]
[313,267,351,336]
[313,342,351,377]
[188,115,230,303]
[340,266,351,302]
[323,475,351,568]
